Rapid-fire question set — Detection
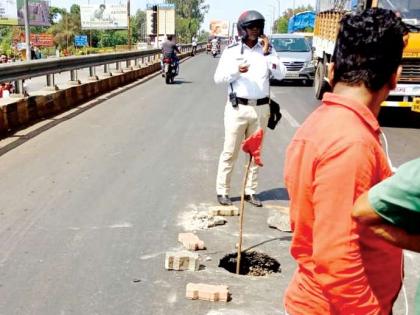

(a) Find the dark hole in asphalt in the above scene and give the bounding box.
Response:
[218,251,281,276]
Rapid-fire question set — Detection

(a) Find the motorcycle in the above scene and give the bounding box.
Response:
[211,44,218,58]
[162,57,177,84]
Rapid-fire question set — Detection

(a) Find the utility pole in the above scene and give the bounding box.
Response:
[127,0,131,50]
[267,4,275,35]
[23,0,31,61]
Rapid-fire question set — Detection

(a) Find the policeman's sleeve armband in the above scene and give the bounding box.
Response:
[227,43,239,49]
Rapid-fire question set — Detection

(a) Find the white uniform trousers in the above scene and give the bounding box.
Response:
[216,100,270,196]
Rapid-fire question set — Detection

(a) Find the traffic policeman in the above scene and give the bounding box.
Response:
[214,10,286,207]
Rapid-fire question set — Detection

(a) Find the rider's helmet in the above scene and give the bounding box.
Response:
[237,10,265,38]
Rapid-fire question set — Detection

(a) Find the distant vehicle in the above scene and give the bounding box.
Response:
[270,33,315,85]
[288,11,316,33]
[136,42,148,50]
[313,0,420,116]
[292,32,314,48]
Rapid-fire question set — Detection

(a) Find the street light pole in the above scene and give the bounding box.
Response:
[127,0,131,50]
[267,4,276,35]
[23,0,31,61]
[275,0,281,18]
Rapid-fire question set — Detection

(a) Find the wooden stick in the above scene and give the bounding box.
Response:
[236,154,253,274]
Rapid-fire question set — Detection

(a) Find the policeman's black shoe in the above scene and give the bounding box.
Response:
[245,194,263,207]
[217,195,233,206]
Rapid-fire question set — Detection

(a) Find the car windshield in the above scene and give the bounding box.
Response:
[379,0,420,23]
[270,37,310,52]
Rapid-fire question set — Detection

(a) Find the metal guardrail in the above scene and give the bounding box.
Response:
[0,43,204,95]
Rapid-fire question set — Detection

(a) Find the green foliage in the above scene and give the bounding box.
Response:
[166,0,209,43]
[274,5,315,33]
[0,1,208,56]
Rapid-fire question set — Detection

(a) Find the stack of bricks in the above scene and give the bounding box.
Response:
[178,233,205,251]
[186,283,229,302]
[208,205,240,216]
[165,251,199,271]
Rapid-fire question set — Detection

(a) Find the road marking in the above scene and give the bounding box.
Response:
[270,95,301,128]
[109,222,132,228]
[281,109,301,128]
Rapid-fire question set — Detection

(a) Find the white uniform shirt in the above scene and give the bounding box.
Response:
[214,41,286,99]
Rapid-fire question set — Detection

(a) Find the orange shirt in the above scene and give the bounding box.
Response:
[284,93,402,315]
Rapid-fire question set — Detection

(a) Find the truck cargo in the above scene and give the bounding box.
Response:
[312,0,420,115]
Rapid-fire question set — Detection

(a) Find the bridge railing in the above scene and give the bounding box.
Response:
[0,43,205,96]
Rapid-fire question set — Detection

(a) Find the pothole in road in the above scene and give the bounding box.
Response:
[218,251,281,276]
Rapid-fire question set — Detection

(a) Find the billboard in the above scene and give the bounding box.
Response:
[209,20,229,37]
[0,0,18,25]
[13,33,54,47]
[157,3,175,35]
[80,4,127,30]
[30,33,54,46]
[16,0,50,26]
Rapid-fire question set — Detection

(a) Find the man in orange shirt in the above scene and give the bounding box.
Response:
[283,8,407,315]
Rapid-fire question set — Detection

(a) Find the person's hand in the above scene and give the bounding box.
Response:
[239,63,249,73]
[260,34,270,55]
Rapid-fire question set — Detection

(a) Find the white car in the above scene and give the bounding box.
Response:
[270,33,315,85]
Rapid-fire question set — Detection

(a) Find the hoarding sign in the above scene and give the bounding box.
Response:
[31,33,54,46]
[80,4,127,30]
[209,20,229,37]
[0,0,18,25]
[13,32,54,47]
[16,0,50,26]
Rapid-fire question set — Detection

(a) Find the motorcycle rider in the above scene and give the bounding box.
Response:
[191,36,197,55]
[211,37,219,56]
[161,35,180,75]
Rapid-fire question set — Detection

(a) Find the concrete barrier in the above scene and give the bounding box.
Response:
[0,50,201,138]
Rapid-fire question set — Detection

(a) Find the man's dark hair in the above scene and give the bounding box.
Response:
[167,35,173,41]
[332,8,407,91]
[99,4,106,9]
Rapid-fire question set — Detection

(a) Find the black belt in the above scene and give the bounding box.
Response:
[237,97,269,106]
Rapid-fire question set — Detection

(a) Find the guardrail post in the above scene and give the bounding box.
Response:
[115,62,123,73]
[134,58,140,69]
[103,63,112,77]
[124,59,132,71]
[44,73,59,91]
[68,69,81,85]
[11,79,27,98]
[88,66,99,81]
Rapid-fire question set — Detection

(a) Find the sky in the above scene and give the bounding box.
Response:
[50,0,316,34]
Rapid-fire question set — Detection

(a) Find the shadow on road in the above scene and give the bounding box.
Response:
[231,187,289,202]
[172,79,192,84]
[259,187,290,201]
[244,236,292,252]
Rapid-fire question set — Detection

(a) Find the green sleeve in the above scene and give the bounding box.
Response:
[368,158,420,234]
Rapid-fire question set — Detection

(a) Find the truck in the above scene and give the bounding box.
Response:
[312,0,420,115]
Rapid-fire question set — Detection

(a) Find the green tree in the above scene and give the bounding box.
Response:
[48,5,81,50]
[274,5,314,33]
[166,0,209,43]
[133,9,146,42]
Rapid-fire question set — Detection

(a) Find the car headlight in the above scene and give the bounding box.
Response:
[303,60,315,68]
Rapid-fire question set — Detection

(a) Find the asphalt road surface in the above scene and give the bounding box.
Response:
[0,53,419,315]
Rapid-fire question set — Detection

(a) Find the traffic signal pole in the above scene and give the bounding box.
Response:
[127,0,131,50]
